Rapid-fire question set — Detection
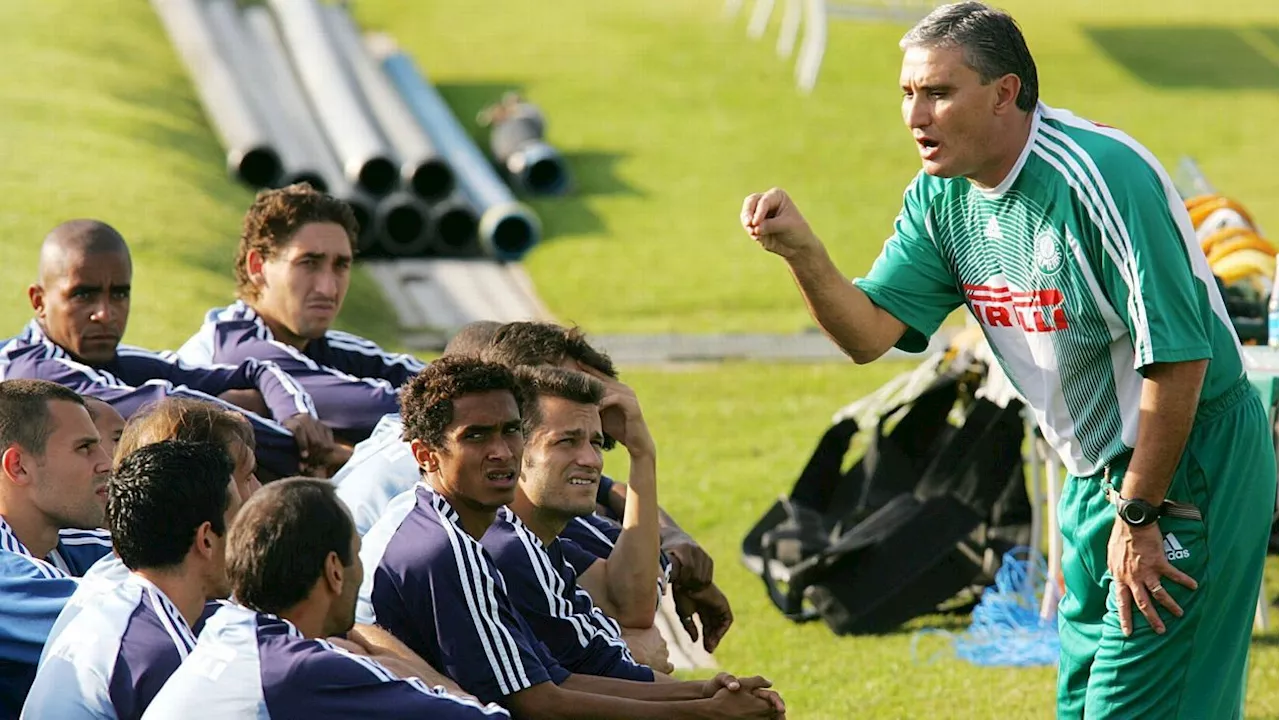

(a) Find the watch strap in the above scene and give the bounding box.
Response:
[1104,488,1203,522]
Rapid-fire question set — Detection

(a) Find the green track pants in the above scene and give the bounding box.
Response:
[1056,377,1277,719]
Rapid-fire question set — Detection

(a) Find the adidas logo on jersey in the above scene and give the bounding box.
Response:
[1163,532,1190,561]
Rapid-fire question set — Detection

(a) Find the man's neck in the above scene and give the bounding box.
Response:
[276,600,327,640]
[968,111,1036,191]
[134,566,208,631]
[0,503,60,560]
[251,306,309,351]
[427,480,498,540]
[510,493,568,546]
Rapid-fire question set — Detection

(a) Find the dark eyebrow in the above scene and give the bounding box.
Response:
[67,284,103,295]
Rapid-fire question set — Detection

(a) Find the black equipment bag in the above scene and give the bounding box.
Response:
[741,372,964,576]
[748,388,1028,635]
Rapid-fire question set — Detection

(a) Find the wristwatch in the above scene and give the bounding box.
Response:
[1114,496,1161,527]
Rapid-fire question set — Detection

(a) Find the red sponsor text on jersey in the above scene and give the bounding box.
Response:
[964,284,1068,333]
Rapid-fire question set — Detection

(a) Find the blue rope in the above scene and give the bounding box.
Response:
[913,547,1061,667]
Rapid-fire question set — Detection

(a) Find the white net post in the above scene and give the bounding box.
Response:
[748,0,776,38]
[795,0,827,93]
[776,0,803,57]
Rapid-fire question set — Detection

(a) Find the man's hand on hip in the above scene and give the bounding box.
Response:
[1107,518,1199,636]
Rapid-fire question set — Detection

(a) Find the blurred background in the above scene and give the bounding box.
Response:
[0,1,1274,716]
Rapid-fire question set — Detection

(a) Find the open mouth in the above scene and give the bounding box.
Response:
[568,475,598,487]
[486,469,517,487]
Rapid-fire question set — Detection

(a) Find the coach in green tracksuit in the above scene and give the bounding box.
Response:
[740,2,1276,718]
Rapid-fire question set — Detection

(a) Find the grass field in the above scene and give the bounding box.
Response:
[0,0,1275,717]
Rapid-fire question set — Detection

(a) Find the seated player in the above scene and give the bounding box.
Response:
[23,441,241,719]
[114,398,261,501]
[84,397,126,461]
[357,357,784,718]
[481,322,733,653]
[177,184,424,444]
[481,366,660,679]
[0,219,336,478]
[83,397,263,585]
[80,398,460,694]
[0,380,113,714]
[142,478,508,719]
[334,320,502,535]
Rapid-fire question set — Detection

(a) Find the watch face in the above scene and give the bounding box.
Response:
[1122,503,1149,525]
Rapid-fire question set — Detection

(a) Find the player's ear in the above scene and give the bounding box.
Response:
[324,550,344,595]
[245,249,269,291]
[993,72,1021,114]
[1,446,31,485]
[410,438,440,474]
[193,521,216,561]
[28,284,45,316]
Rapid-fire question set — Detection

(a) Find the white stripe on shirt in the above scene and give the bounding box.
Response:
[431,496,531,696]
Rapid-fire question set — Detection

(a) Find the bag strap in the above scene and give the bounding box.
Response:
[757,499,823,622]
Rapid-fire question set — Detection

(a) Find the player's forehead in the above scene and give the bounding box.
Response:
[536,396,601,436]
[899,44,976,86]
[46,400,99,445]
[447,390,520,432]
[51,250,132,289]
[275,222,353,262]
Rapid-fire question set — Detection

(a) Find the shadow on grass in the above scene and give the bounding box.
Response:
[1084,25,1278,90]
[435,82,642,240]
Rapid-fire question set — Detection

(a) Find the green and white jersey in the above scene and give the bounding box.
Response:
[855,103,1244,477]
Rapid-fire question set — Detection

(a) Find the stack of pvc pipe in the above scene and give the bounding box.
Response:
[151,0,547,262]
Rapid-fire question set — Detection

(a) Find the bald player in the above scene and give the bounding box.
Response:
[0,220,337,479]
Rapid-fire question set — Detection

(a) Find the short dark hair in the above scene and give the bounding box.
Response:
[514,366,604,435]
[227,478,354,615]
[442,321,504,358]
[109,440,234,571]
[0,380,86,455]
[400,356,525,449]
[481,322,618,379]
[900,2,1039,112]
[235,183,360,301]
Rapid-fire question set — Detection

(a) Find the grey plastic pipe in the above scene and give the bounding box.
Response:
[485,100,572,196]
[321,4,454,203]
[204,0,325,190]
[267,0,398,197]
[372,35,542,262]
[243,4,376,250]
[150,0,282,188]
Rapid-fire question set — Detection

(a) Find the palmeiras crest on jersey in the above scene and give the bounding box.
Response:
[1033,230,1064,276]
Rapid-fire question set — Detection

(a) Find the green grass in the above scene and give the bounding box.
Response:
[0,0,402,351]
[0,1,1274,718]
[613,362,1279,718]
[352,0,1279,335]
